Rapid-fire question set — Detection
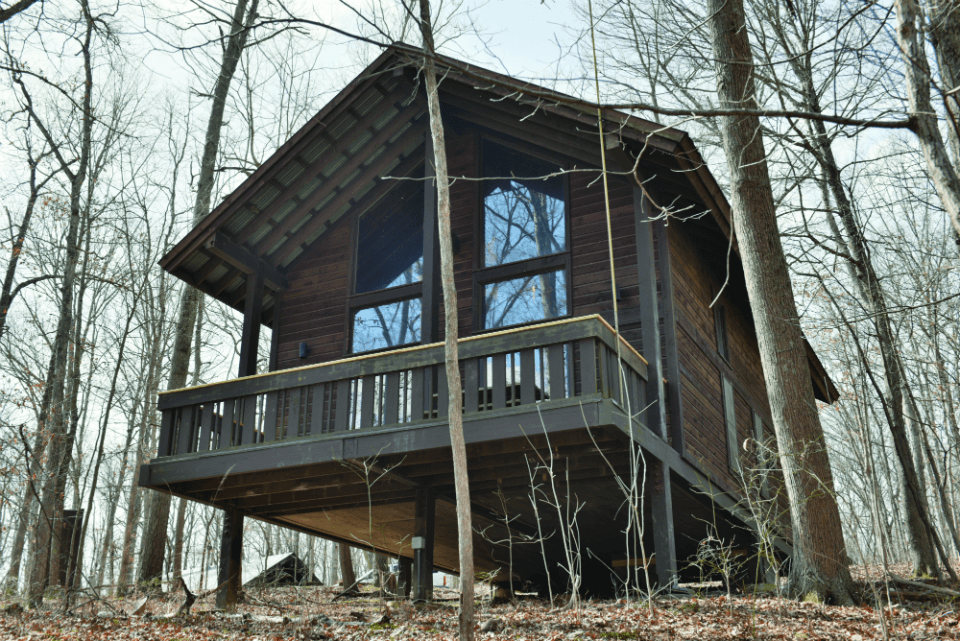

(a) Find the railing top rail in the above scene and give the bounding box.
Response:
[158,314,647,410]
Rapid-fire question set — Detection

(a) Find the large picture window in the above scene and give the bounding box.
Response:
[477,140,570,330]
[350,177,424,353]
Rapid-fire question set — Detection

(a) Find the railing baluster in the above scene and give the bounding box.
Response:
[411,368,424,420]
[198,403,214,452]
[520,349,536,405]
[463,358,479,413]
[360,375,376,428]
[176,406,196,455]
[157,410,174,457]
[492,353,507,410]
[334,380,351,432]
[580,339,597,395]
[309,385,324,435]
[240,396,256,445]
[549,344,566,400]
[262,392,279,441]
[437,366,449,418]
[221,399,235,448]
[288,387,302,438]
[385,372,400,425]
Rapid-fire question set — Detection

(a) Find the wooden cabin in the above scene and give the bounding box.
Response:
[140,47,837,603]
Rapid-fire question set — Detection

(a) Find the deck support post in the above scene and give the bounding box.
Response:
[215,276,262,610]
[634,187,666,438]
[215,509,244,610]
[399,557,413,598]
[412,488,435,602]
[650,459,677,588]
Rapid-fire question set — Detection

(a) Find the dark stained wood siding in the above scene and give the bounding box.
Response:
[667,219,772,492]
[271,116,777,499]
[569,173,640,354]
[275,220,352,369]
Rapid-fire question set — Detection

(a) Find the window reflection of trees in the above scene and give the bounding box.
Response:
[352,261,422,353]
[482,141,568,329]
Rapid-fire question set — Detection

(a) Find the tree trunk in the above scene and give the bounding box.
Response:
[703,0,855,603]
[137,0,259,586]
[894,0,960,240]
[928,0,960,168]
[417,2,474,637]
[338,543,356,590]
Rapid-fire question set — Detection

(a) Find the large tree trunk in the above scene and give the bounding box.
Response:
[417,2,474,637]
[137,0,259,586]
[703,0,855,603]
[894,0,960,240]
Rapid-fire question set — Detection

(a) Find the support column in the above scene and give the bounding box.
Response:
[398,557,413,598]
[215,509,243,610]
[216,275,262,609]
[411,488,435,602]
[653,219,686,455]
[634,187,666,438]
[238,272,264,377]
[650,460,677,588]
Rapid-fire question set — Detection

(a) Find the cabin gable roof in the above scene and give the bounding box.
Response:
[159,44,838,402]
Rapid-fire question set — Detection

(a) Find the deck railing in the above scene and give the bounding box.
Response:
[155,315,648,459]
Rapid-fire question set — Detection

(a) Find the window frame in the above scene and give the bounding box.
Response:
[714,303,730,363]
[346,193,425,355]
[472,136,574,333]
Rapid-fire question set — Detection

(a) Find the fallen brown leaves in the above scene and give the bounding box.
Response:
[1,582,958,641]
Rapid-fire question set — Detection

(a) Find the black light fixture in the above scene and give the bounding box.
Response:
[299,342,310,358]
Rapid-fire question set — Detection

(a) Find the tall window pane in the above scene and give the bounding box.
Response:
[352,298,422,352]
[483,141,566,267]
[356,181,424,293]
[483,269,568,329]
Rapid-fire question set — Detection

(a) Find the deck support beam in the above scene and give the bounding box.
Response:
[650,460,677,588]
[412,488,435,602]
[215,509,244,609]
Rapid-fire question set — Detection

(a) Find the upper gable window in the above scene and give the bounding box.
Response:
[355,187,424,293]
[350,178,424,353]
[482,141,567,267]
[477,140,570,330]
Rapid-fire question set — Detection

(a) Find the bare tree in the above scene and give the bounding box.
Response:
[417,0,473,636]
[137,0,261,588]
[703,0,856,603]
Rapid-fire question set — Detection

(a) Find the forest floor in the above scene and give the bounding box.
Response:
[2,566,959,640]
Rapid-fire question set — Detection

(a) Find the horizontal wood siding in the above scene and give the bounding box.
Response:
[569,173,642,353]
[442,128,476,341]
[276,220,352,369]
